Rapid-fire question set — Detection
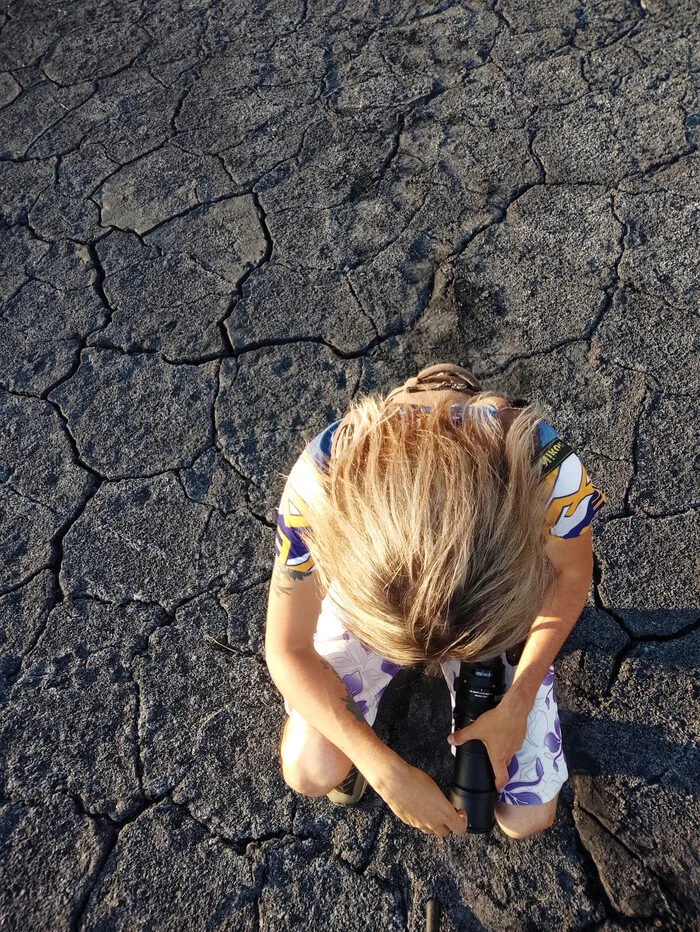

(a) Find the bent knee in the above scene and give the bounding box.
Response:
[495,798,557,839]
[498,816,555,839]
[279,716,353,797]
[281,766,346,798]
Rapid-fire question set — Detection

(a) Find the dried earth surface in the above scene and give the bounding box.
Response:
[0,0,698,930]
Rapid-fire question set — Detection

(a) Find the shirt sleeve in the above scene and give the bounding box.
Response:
[542,448,607,538]
[273,451,322,573]
[273,419,341,573]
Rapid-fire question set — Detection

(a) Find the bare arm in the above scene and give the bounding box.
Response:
[265,561,402,790]
[504,530,593,714]
[448,531,593,789]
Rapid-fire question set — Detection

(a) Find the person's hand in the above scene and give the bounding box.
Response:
[374,760,468,837]
[448,703,528,791]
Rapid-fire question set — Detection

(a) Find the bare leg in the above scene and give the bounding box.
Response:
[279,715,355,797]
[494,794,559,839]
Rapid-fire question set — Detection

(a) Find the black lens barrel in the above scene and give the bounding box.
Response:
[447,658,506,834]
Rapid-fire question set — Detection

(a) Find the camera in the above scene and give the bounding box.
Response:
[447,657,506,833]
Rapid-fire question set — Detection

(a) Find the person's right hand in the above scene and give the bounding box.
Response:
[375,760,468,837]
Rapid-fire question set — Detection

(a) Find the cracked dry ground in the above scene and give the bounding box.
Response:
[0,0,698,929]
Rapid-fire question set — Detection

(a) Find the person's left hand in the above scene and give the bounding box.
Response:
[447,703,529,791]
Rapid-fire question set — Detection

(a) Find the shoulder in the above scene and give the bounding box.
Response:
[537,419,607,538]
[273,419,342,571]
[284,418,342,508]
[302,418,343,474]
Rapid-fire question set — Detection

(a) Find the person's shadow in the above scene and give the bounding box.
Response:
[370,605,700,922]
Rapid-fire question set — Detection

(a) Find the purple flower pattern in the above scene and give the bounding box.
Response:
[542,713,565,773]
[341,670,363,697]
[542,667,555,709]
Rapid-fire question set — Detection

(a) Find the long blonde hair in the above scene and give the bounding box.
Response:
[299,391,554,666]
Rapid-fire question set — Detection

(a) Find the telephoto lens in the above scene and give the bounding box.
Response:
[447,658,506,833]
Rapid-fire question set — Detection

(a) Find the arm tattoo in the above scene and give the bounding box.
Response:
[342,694,365,722]
[317,655,365,722]
[271,561,314,597]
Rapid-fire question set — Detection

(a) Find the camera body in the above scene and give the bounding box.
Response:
[447,658,506,833]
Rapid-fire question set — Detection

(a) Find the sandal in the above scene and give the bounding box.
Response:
[326,765,369,806]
